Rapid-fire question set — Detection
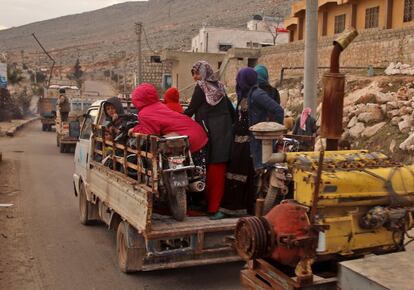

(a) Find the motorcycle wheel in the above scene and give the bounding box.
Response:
[165,175,187,221]
[169,186,187,221]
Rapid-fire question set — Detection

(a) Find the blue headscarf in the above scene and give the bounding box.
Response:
[254,64,269,85]
[236,67,257,101]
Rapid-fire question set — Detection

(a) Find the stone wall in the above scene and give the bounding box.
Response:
[142,55,171,89]
[258,26,414,85]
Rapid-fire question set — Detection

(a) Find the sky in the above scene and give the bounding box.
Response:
[0,0,146,29]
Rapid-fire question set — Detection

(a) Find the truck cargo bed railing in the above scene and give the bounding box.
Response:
[93,125,160,194]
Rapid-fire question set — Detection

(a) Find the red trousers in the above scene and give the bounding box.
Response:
[205,163,227,213]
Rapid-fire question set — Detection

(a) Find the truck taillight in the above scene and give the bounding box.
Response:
[63,124,69,129]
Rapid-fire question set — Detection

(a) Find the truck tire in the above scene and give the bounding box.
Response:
[60,144,65,153]
[56,135,60,147]
[79,182,93,225]
[117,221,146,273]
[42,124,46,131]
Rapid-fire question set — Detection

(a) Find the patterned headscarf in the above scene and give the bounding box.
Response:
[191,60,226,106]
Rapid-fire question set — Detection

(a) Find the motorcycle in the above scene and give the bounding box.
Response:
[158,135,205,221]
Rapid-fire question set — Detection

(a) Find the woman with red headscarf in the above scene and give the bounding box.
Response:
[293,107,317,150]
[293,107,317,136]
[163,87,184,113]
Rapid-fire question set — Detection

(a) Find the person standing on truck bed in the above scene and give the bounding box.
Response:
[184,60,235,219]
[129,83,208,168]
[254,64,280,105]
[217,67,284,219]
[57,88,70,122]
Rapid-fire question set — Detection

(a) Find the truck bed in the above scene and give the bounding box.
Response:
[149,214,239,238]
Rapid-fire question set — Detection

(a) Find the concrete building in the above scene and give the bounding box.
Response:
[285,0,414,42]
[161,48,263,102]
[191,26,289,53]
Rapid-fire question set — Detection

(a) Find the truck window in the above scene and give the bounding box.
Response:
[80,109,98,140]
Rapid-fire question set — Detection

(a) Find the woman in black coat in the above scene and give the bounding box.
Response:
[185,61,235,217]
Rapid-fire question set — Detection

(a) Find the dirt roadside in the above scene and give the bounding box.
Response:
[0,158,41,289]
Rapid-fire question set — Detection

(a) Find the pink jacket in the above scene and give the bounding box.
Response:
[131,83,208,153]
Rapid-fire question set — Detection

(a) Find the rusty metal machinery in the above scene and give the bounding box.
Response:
[320,28,358,150]
[235,150,414,285]
[237,29,414,288]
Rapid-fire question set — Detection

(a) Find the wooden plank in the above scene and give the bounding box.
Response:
[148,216,238,238]
[89,163,151,232]
[241,269,274,290]
[196,231,204,254]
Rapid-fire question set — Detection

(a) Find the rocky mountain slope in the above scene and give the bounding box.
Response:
[0,0,293,54]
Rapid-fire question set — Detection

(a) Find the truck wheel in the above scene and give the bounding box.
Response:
[42,124,46,131]
[60,144,65,153]
[168,186,187,222]
[79,183,93,225]
[56,136,60,147]
[117,221,145,273]
[263,186,278,215]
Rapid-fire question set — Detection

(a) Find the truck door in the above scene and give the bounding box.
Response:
[74,107,98,189]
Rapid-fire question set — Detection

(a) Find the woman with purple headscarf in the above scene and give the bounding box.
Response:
[185,60,235,218]
[216,67,284,219]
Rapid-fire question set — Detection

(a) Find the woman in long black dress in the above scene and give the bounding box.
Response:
[218,69,257,217]
[185,61,235,217]
[218,67,283,218]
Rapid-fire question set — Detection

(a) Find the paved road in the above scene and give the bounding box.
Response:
[0,121,243,290]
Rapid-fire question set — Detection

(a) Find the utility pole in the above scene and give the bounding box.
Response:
[135,22,143,86]
[123,62,127,98]
[303,0,318,116]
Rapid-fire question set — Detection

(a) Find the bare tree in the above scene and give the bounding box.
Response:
[264,11,283,45]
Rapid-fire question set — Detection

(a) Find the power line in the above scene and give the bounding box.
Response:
[142,25,157,54]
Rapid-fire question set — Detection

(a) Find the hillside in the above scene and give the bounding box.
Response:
[0,0,293,55]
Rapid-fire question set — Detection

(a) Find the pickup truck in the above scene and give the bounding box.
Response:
[73,100,240,272]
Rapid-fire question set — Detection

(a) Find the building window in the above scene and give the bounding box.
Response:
[334,14,346,34]
[246,42,259,48]
[404,0,414,22]
[150,56,161,63]
[365,6,379,29]
[218,44,232,52]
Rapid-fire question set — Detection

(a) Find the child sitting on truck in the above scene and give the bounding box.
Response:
[129,83,208,155]
[103,97,137,143]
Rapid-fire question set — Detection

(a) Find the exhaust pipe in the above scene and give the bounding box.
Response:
[320,28,358,150]
[188,181,205,192]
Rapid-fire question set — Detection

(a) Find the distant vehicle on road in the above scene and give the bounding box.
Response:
[53,85,93,153]
[38,97,57,131]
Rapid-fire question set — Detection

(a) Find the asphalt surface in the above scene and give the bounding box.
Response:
[0,121,243,290]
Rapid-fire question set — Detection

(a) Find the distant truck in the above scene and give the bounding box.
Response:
[38,97,57,131]
[53,85,93,153]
